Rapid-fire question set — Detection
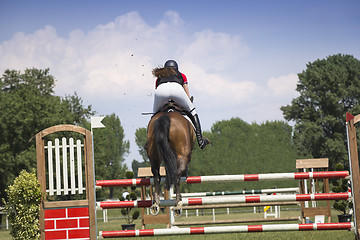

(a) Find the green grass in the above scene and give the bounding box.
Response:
[0,229,11,240]
[0,208,354,240]
[96,208,355,240]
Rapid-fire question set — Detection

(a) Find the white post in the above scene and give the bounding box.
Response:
[91,116,105,236]
[47,141,54,196]
[76,140,83,194]
[169,186,175,225]
[264,207,267,219]
[55,138,61,195]
[62,138,68,195]
[275,205,279,218]
[103,209,108,222]
[212,208,215,221]
[311,168,316,207]
[303,168,310,222]
[69,138,76,194]
[6,213,9,230]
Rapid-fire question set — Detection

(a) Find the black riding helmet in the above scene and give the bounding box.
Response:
[164,60,178,70]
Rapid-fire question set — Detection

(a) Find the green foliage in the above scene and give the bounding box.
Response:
[125,171,134,179]
[132,127,151,176]
[119,171,140,224]
[93,114,130,199]
[188,118,299,192]
[332,163,352,215]
[0,68,94,210]
[131,159,150,178]
[4,170,42,240]
[135,128,148,161]
[281,54,360,168]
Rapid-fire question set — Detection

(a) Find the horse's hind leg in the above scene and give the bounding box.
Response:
[151,165,161,205]
[175,158,189,204]
[150,163,161,216]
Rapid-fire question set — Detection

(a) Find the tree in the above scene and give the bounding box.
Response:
[135,128,148,162]
[0,68,94,223]
[189,118,298,192]
[93,114,130,199]
[131,127,150,176]
[281,54,360,168]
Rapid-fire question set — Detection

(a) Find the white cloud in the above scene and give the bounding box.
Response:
[0,10,304,167]
[181,30,250,71]
[0,11,252,105]
[267,73,299,97]
[181,62,257,105]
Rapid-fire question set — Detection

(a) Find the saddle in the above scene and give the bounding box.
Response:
[159,100,187,114]
[157,100,195,128]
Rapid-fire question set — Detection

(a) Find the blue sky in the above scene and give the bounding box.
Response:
[1,0,359,167]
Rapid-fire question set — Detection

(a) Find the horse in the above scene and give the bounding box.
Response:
[146,102,195,215]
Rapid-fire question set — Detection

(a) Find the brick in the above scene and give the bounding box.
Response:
[45,230,67,240]
[45,209,66,219]
[45,220,55,230]
[68,207,89,218]
[79,218,90,228]
[68,229,90,239]
[56,219,78,229]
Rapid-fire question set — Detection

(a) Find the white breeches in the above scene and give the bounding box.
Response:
[153,82,197,115]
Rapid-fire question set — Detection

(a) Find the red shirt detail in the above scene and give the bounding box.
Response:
[181,73,188,84]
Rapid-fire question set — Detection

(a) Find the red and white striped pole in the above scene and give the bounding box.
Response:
[96,171,349,188]
[97,192,351,209]
[99,222,354,238]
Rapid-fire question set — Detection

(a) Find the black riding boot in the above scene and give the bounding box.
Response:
[192,114,210,149]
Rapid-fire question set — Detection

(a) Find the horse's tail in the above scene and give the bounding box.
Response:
[153,114,177,190]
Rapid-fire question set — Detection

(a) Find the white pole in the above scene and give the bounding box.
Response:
[303,168,310,222]
[311,168,316,207]
[169,186,175,225]
[91,116,105,235]
[99,222,354,237]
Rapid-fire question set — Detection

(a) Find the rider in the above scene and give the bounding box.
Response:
[152,60,210,149]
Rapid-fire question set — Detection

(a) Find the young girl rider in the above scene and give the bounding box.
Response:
[152,60,209,149]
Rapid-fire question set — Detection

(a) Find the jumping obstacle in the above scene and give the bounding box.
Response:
[97,192,350,209]
[170,187,299,198]
[172,217,301,226]
[99,222,354,238]
[347,112,360,239]
[296,158,333,223]
[35,112,360,239]
[36,125,97,240]
[96,171,349,188]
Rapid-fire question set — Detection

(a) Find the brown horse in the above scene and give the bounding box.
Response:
[146,106,195,214]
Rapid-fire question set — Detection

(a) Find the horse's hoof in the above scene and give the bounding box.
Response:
[173,205,183,218]
[150,203,160,216]
[174,208,182,218]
